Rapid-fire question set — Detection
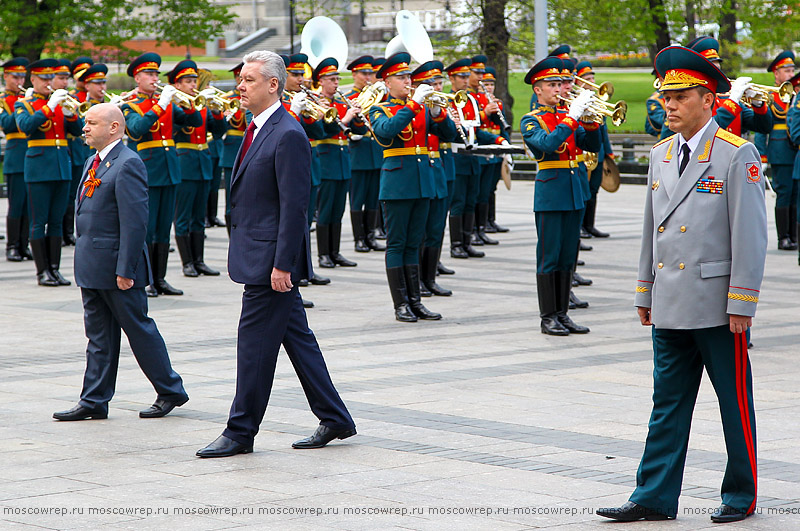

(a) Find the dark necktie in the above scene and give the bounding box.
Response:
[238,121,257,165]
[80,153,102,202]
[679,143,691,176]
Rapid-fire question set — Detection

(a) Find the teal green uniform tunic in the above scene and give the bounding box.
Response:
[1,89,29,218]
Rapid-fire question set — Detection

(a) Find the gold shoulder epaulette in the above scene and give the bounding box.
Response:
[124,102,144,116]
[652,134,676,149]
[715,127,747,147]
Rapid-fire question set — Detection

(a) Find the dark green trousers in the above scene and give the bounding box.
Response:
[6,172,28,218]
[318,179,348,225]
[424,196,449,248]
[383,198,430,268]
[350,169,380,212]
[771,164,797,208]
[534,210,582,273]
[175,180,209,236]
[147,184,176,244]
[630,326,757,518]
[478,161,501,204]
[28,181,69,239]
[450,170,480,216]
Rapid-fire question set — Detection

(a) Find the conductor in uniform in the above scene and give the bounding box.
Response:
[597,46,767,523]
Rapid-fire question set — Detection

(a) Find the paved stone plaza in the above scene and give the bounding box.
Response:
[1,181,798,530]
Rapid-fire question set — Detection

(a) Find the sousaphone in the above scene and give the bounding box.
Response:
[300,16,349,69]
[385,10,434,63]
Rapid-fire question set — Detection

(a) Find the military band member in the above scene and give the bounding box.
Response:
[64,60,103,247]
[312,57,366,269]
[346,55,386,253]
[369,53,457,322]
[1,57,31,261]
[14,59,84,286]
[220,62,244,234]
[481,67,511,234]
[646,69,674,139]
[785,71,800,263]
[598,45,766,524]
[688,37,772,139]
[521,57,600,335]
[121,52,202,297]
[575,60,614,239]
[411,60,453,297]
[754,51,798,250]
[206,125,225,228]
[445,58,505,259]
[169,60,225,278]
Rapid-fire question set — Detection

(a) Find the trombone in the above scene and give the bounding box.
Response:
[154,82,206,111]
[574,77,614,100]
[198,86,241,114]
[283,90,338,123]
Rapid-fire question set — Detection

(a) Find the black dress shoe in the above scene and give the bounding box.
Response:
[182,263,199,277]
[580,241,593,251]
[450,246,469,259]
[51,269,71,286]
[710,504,748,523]
[576,259,585,266]
[53,404,107,421]
[597,501,673,521]
[420,283,432,297]
[6,248,23,262]
[139,396,189,418]
[354,240,371,253]
[318,255,336,268]
[196,435,253,458]
[437,261,455,275]
[331,253,357,267]
[569,290,589,309]
[302,298,315,309]
[292,425,357,449]
[310,272,331,285]
[587,226,610,238]
[146,285,158,297]
[580,227,592,239]
[541,316,569,336]
[395,303,418,322]
[297,278,309,287]
[211,216,226,227]
[155,280,183,295]
[573,271,593,286]
[557,313,590,334]
[778,237,798,250]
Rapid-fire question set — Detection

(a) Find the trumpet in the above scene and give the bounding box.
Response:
[300,87,351,134]
[559,88,627,127]
[154,82,206,111]
[102,89,139,107]
[736,80,793,105]
[407,87,469,108]
[283,90,338,123]
[198,86,241,114]
[478,80,511,132]
[46,86,90,117]
[574,77,614,100]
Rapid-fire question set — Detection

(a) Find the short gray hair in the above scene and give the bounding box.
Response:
[243,50,287,93]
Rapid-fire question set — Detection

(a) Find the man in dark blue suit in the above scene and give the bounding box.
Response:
[53,103,189,421]
[196,51,356,458]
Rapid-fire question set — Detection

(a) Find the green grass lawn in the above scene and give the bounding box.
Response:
[506,71,776,134]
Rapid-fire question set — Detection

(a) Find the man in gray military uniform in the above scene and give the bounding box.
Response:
[597,46,767,524]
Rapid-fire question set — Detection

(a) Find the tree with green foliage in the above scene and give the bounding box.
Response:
[0,0,233,61]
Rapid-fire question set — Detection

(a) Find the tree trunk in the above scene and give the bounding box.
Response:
[10,0,58,62]
[719,0,740,73]
[685,1,696,43]
[647,0,672,63]
[479,0,514,129]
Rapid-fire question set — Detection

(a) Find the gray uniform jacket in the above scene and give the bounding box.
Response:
[634,121,767,329]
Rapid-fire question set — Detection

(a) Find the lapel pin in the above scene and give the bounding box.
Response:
[105,162,111,168]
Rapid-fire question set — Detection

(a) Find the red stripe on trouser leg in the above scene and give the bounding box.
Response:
[735,332,758,514]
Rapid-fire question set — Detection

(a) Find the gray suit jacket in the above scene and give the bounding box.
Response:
[634,122,767,329]
[74,141,152,290]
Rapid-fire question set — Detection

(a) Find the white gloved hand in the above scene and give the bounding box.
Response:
[290,92,308,115]
[46,89,68,112]
[500,139,510,146]
[350,134,364,141]
[412,83,434,104]
[568,89,594,121]
[503,154,514,171]
[157,85,177,109]
[24,87,34,99]
[729,77,753,104]
[199,88,217,99]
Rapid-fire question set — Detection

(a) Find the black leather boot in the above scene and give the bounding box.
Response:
[330,223,357,266]
[154,242,183,295]
[537,273,568,335]
[316,224,335,268]
[475,203,498,244]
[488,193,509,232]
[350,211,370,252]
[584,198,610,238]
[404,264,441,319]
[175,234,198,277]
[47,236,71,285]
[436,247,454,275]
[421,247,452,296]
[19,217,32,260]
[569,290,589,309]
[449,215,468,258]
[461,212,484,257]
[31,238,59,286]
[190,231,220,275]
[62,207,76,246]
[791,206,798,243]
[556,271,589,333]
[146,243,159,297]
[365,209,386,251]
[6,217,22,262]
[386,266,417,322]
[777,207,797,250]
[573,271,593,286]
[224,214,231,238]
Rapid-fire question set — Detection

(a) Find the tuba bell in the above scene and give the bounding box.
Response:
[300,16,349,69]
[384,10,434,63]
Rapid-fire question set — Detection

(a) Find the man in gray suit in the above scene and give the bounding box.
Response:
[597,47,767,523]
[53,103,189,421]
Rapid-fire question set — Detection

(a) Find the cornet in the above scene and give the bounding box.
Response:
[573,77,614,100]
[560,88,627,127]
[196,86,240,114]
[154,82,206,111]
[408,87,469,108]
[737,80,793,105]
[283,90,338,123]
[47,86,85,116]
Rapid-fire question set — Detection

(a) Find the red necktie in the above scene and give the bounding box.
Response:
[238,121,256,165]
[80,154,102,202]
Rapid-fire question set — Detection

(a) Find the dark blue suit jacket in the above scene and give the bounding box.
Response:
[228,104,312,285]
[74,141,152,289]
